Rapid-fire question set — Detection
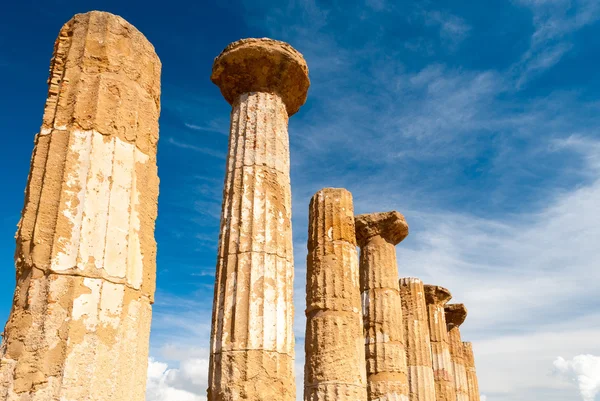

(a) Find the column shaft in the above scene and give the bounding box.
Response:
[447,329,469,401]
[208,92,295,400]
[360,237,408,400]
[399,278,436,401]
[0,11,160,401]
[425,288,456,401]
[462,343,480,401]
[304,188,367,401]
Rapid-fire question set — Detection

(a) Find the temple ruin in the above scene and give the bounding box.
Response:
[0,11,483,401]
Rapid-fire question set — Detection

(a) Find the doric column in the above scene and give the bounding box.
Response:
[445,304,469,401]
[304,188,367,401]
[399,278,436,401]
[208,38,309,401]
[0,11,161,400]
[355,211,409,401]
[462,343,480,401]
[424,285,456,401]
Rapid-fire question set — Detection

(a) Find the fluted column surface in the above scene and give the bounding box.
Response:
[424,286,456,401]
[462,343,480,401]
[304,188,367,401]
[209,92,295,400]
[0,11,160,401]
[445,304,469,401]
[356,211,409,401]
[399,278,435,401]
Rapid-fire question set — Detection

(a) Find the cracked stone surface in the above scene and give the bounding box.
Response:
[304,188,368,401]
[208,38,309,401]
[355,212,409,401]
[424,285,456,401]
[0,10,160,401]
[445,304,469,401]
[462,342,481,401]
[399,278,436,401]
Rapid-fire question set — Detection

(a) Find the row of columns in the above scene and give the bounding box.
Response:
[302,188,482,401]
[0,12,482,401]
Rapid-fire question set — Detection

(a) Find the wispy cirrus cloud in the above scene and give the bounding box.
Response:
[513,0,600,86]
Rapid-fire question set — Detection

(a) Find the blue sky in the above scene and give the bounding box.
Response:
[2,0,600,400]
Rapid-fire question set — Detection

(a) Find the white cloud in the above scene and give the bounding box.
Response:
[146,353,209,401]
[554,355,600,401]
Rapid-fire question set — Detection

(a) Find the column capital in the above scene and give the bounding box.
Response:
[445,303,468,328]
[355,211,409,247]
[424,284,452,306]
[211,38,310,116]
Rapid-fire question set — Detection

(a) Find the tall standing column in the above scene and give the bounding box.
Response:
[0,11,161,401]
[445,304,469,401]
[208,38,310,401]
[304,188,367,401]
[355,212,409,401]
[462,343,480,401]
[424,285,456,401]
[399,278,436,401]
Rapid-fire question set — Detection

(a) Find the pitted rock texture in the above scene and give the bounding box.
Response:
[304,188,367,401]
[208,37,308,401]
[211,38,310,116]
[355,211,408,247]
[424,285,456,401]
[462,343,480,401]
[445,304,469,401]
[0,10,160,401]
[356,212,409,401]
[399,278,436,401]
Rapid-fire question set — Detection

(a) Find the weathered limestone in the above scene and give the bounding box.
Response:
[0,11,160,401]
[355,212,409,401]
[424,285,456,401]
[445,304,469,401]
[208,38,309,401]
[462,343,480,401]
[304,188,368,401]
[399,278,436,401]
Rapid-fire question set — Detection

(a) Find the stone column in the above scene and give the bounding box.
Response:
[424,285,456,401]
[304,188,368,401]
[445,304,469,401]
[208,38,309,401]
[355,212,409,401]
[0,11,161,401]
[399,278,436,401]
[462,343,480,401]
